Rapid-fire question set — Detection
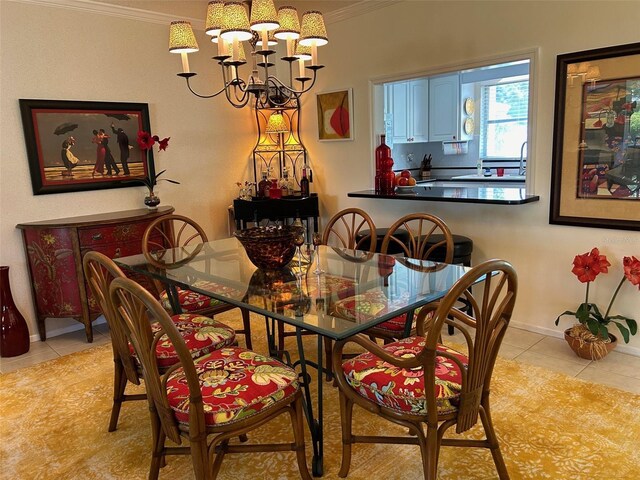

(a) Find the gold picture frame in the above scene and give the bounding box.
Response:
[316,88,353,141]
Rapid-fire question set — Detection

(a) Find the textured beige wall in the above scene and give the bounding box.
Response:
[1,0,639,353]
[302,1,640,353]
[1,0,254,337]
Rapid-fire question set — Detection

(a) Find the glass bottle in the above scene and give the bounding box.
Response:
[300,167,310,198]
[375,134,391,194]
[257,170,269,198]
[281,167,291,197]
[269,178,282,199]
[381,157,395,195]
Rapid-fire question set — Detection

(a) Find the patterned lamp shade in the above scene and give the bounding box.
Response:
[250,0,279,31]
[274,6,300,40]
[299,11,328,47]
[169,21,199,53]
[220,2,253,42]
[266,113,289,133]
[205,0,224,37]
[294,43,312,61]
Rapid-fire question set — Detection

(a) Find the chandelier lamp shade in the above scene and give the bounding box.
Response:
[169,0,328,109]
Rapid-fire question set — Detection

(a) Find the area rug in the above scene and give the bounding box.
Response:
[2,313,639,480]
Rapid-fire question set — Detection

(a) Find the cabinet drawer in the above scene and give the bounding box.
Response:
[79,221,153,247]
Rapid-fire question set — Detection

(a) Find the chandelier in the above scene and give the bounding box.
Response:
[168,0,328,109]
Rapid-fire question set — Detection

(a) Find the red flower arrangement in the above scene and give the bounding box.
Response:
[555,247,639,343]
[135,130,179,193]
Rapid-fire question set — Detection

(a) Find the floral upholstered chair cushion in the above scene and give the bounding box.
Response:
[129,313,236,368]
[159,280,242,313]
[341,336,468,415]
[166,347,299,425]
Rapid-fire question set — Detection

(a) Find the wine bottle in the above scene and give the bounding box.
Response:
[300,167,310,198]
[375,134,391,194]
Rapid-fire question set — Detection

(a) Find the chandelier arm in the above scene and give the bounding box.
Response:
[183,76,233,99]
[266,68,318,97]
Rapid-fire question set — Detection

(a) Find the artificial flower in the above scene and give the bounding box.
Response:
[623,256,640,289]
[132,131,179,193]
[556,247,638,343]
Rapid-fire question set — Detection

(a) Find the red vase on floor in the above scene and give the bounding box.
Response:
[0,266,30,357]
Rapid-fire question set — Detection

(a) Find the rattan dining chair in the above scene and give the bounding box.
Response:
[143,214,253,349]
[82,251,236,432]
[332,259,518,479]
[109,276,312,480]
[367,212,454,342]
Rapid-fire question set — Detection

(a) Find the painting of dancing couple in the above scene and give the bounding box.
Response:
[19,99,154,194]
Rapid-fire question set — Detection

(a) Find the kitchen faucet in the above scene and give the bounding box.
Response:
[519,141,527,176]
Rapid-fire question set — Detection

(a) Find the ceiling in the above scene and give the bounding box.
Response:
[96,1,362,20]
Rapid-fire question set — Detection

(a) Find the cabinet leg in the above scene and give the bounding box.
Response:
[37,316,47,342]
[84,321,94,343]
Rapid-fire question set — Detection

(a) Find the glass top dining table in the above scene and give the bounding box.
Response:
[113,237,471,341]
[114,237,472,477]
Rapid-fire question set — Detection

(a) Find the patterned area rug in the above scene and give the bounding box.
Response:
[2,312,639,479]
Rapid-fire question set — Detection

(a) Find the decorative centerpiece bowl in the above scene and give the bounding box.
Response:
[235,225,300,270]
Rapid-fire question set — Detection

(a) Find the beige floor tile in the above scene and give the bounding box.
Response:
[52,334,110,356]
[502,327,545,349]
[527,336,591,365]
[581,350,640,380]
[0,349,60,374]
[576,366,640,394]
[94,322,111,336]
[514,350,588,376]
[497,343,526,360]
[1,339,56,360]
[44,328,96,350]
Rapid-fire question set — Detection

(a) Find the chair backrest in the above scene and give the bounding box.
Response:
[142,214,208,269]
[380,213,454,263]
[82,251,140,385]
[322,208,377,252]
[415,259,518,433]
[109,276,203,445]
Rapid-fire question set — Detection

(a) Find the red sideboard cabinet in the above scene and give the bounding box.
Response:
[16,206,174,343]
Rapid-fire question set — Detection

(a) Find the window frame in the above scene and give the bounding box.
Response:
[479,77,530,161]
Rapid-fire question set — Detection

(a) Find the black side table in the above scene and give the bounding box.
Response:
[233,194,319,240]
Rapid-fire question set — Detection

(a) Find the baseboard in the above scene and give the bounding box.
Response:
[28,316,106,343]
[510,320,640,357]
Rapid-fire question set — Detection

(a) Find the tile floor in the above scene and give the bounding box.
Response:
[1,323,639,395]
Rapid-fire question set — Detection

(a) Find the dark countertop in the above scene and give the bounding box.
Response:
[348,186,540,205]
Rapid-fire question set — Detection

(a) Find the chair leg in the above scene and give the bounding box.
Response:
[424,425,439,480]
[338,391,354,478]
[190,433,212,480]
[480,403,510,480]
[108,360,127,432]
[210,439,228,479]
[290,397,313,480]
[148,408,165,480]
[240,308,252,350]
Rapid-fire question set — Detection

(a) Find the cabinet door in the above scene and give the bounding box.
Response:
[390,81,409,144]
[429,74,460,141]
[409,79,429,143]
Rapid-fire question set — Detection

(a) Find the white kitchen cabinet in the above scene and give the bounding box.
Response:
[386,78,429,144]
[428,73,460,142]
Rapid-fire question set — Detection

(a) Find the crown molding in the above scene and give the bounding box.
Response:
[325,0,403,24]
[9,0,400,28]
[8,0,205,28]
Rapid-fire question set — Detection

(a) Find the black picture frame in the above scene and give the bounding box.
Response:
[549,42,640,231]
[19,99,155,195]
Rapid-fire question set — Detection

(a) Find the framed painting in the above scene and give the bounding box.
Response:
[550,42,640,230]
[19,99,154,195]
[316,88,353,141]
